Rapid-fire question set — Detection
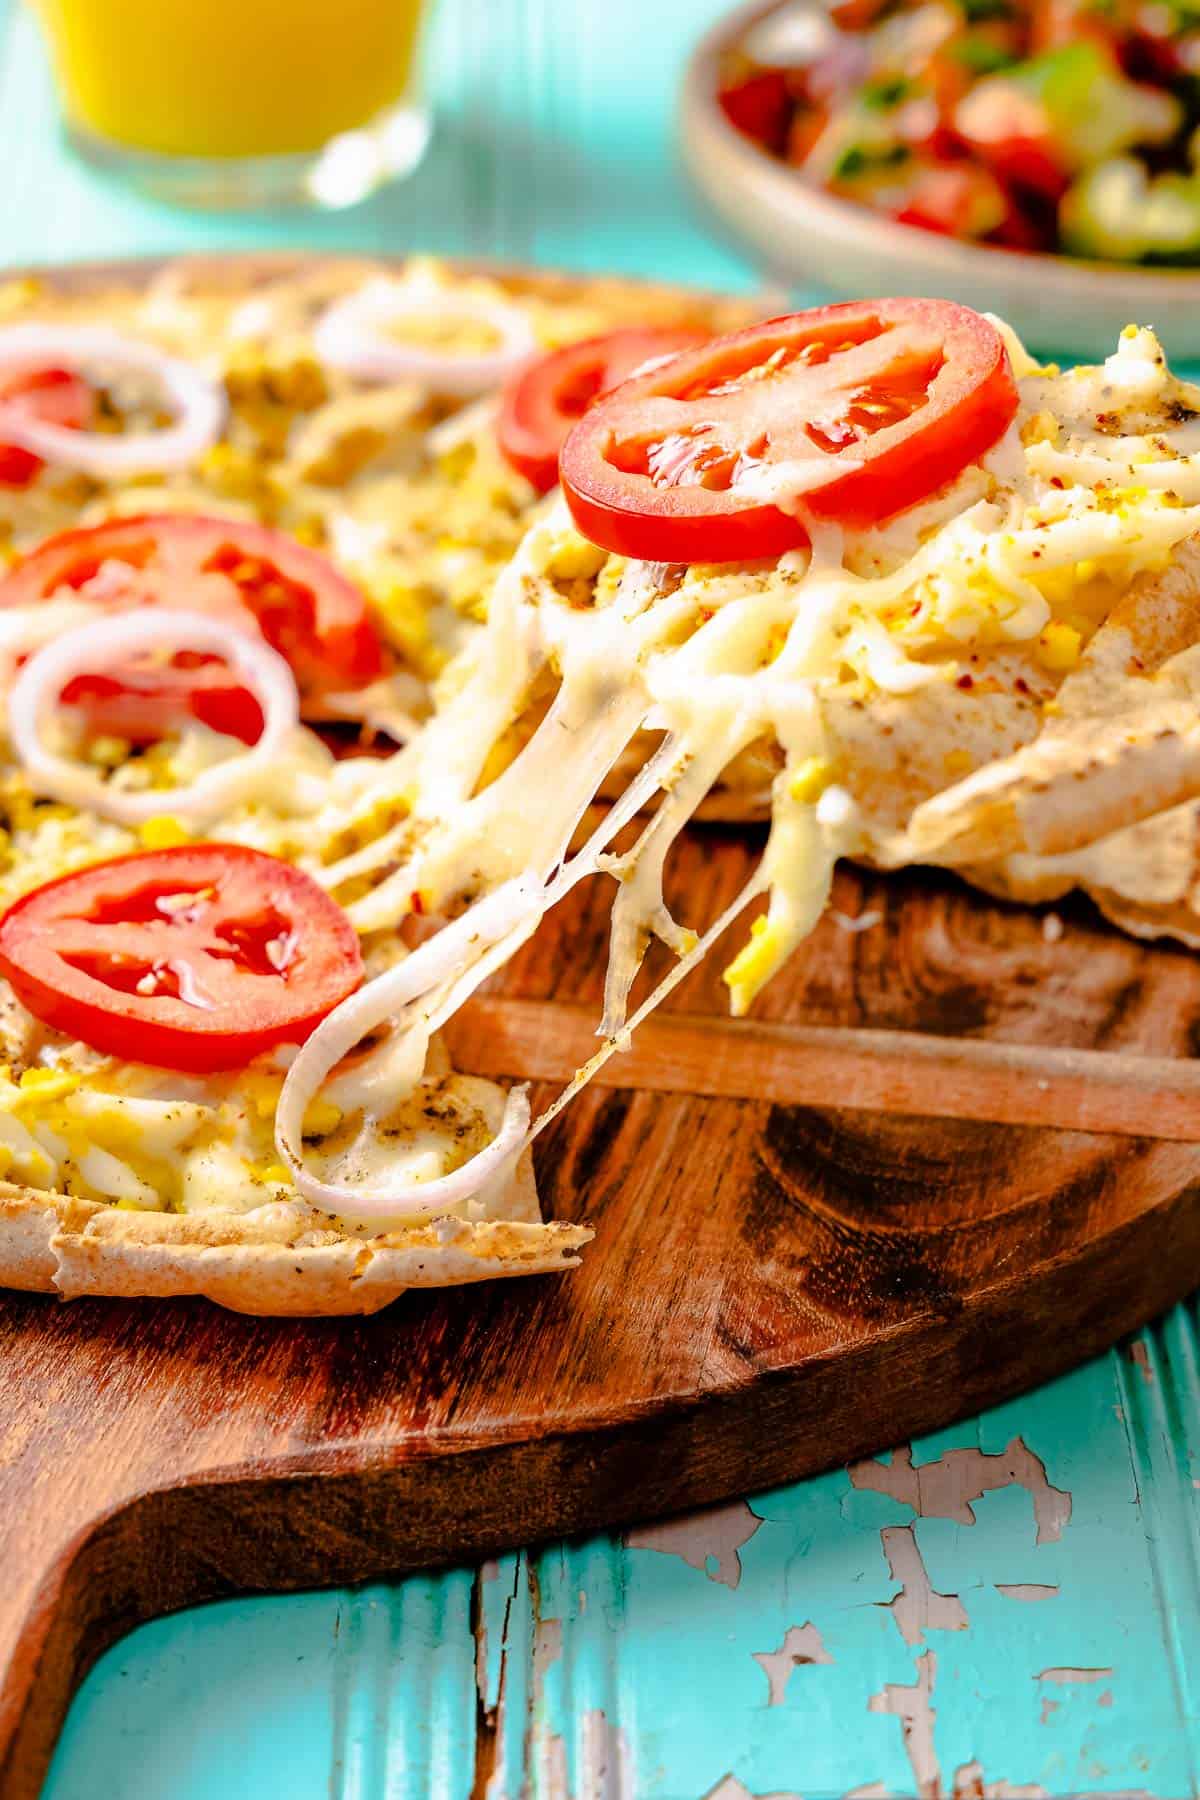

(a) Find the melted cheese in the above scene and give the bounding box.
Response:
[0,257,684,691]
[6,317,1200,1225]
[270,322,1200,1208]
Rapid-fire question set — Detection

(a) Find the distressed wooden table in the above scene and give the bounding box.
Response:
[2,0,1199,1792]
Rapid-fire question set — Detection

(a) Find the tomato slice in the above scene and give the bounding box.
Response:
[559,300,1019,563]
[0,845,364,1072]
[61,661,265,747]
[497,327,708,494]
[1,513,383,692]
[0,368,91,489]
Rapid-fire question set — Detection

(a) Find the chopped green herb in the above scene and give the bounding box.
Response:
[861,74,913,110]
[952,36,1018,72]
[832,141,911,179]
[961,0,1014,20]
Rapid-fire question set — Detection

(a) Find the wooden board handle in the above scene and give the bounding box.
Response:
[449,999,1200,1141]
[0,1477,312,1797]
[0,1477,135,1797]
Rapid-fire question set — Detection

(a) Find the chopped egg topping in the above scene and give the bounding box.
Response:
[0,1026,515,1228]
[4,315,1200,1226]
[0,258,712,689]
[269,319,1200,1210]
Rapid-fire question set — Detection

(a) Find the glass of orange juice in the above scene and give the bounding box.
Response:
[30,0,432,209]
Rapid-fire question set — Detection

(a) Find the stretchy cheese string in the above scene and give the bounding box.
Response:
[268,328,1200,1219]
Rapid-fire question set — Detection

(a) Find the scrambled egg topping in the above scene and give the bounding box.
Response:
[0,258,705,684]
[306,318,1200,1035]
[0,723,517,1221]
[0,1025,511,1228]
[4,306,1200,1223]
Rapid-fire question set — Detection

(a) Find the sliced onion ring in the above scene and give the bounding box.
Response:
[0,324,225,477]
[312,279,538,396]
[8,608,300,827]
[275,876,542,1223]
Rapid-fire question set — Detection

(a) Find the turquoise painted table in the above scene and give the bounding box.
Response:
[2,0,1199,1792]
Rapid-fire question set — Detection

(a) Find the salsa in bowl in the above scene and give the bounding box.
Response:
[682,0,1200,354]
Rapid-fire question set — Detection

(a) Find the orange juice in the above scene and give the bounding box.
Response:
[33,0,426,159]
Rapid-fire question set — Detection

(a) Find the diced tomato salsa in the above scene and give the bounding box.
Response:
[716,0,1200,264]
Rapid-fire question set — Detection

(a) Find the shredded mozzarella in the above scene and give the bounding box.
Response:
[9,319,1200,1229]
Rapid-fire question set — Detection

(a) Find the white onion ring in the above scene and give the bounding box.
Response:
[0,324,225,477]
[0,599,100,663]
[275,876,542,1222]
[312,279,537,396]
[276,732,689,1223]
[8,608,300,827]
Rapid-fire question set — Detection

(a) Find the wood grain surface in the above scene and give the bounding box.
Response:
[6,837,1200,1797]
[3,260,1200,1799]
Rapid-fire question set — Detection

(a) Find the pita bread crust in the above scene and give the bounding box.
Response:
[21,253,759,348]
[0,1152,590,1316]
[1088,888,1200,948]
[0,254,752,1315]
[967,794,1200,943]
[906,537,1200,863]
[0,1186,64,1294]
[822,670,1046,846]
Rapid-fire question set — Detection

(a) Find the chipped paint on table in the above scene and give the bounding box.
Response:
[3,0,1199,1790]
[43,1304,1200,1797]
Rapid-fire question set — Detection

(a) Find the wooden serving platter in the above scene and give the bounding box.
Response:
[3,260,1200,1796]
[7,842,1200,1798]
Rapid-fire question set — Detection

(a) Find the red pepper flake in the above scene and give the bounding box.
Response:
[1015,676,1031,695]
[1049,476,1065,489]
[956,673,974,690]
[410,890,426,915]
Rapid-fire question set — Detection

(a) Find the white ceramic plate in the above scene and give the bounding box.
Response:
[680,0,1200,358]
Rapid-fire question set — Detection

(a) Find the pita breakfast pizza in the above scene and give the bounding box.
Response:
[0,259,1197,1313]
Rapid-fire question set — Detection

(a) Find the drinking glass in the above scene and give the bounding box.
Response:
[30,0,433,210]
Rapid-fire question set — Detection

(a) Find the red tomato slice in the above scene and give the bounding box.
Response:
[0,368,91,489]
[0,844,364,1072]
[559,299,1019,563]
[497,327,708,494]
[0,513,384,744]
[61,662,265,746]
[1,514,383,694]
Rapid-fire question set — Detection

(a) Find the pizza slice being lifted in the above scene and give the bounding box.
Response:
[2,266,1200,1313]
[0,258,752,1313]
